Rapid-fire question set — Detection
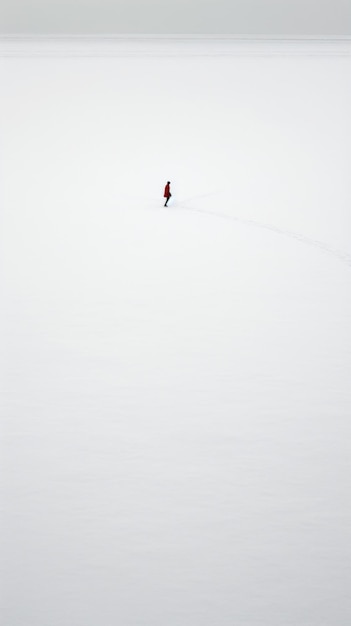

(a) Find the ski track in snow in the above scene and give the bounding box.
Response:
[176,199,351,268]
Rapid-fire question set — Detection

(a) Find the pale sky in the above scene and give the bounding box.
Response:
[1,0,350,35]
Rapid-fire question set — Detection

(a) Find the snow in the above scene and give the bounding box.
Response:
[1,38,351,625]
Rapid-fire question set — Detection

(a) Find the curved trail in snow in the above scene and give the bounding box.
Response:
[176,199,351,268]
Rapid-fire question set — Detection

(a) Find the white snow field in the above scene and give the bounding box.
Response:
[1,37,351,626]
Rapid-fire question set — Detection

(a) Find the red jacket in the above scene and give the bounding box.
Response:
[164,183,171,198]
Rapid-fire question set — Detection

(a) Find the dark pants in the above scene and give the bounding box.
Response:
[164,195,171,206]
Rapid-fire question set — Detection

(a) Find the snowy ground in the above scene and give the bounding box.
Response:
[1,38,351,625]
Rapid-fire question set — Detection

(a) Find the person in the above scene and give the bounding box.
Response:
[164,181,171,207]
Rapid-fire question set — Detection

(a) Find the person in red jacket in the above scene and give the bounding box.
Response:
[164,181,171,207]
